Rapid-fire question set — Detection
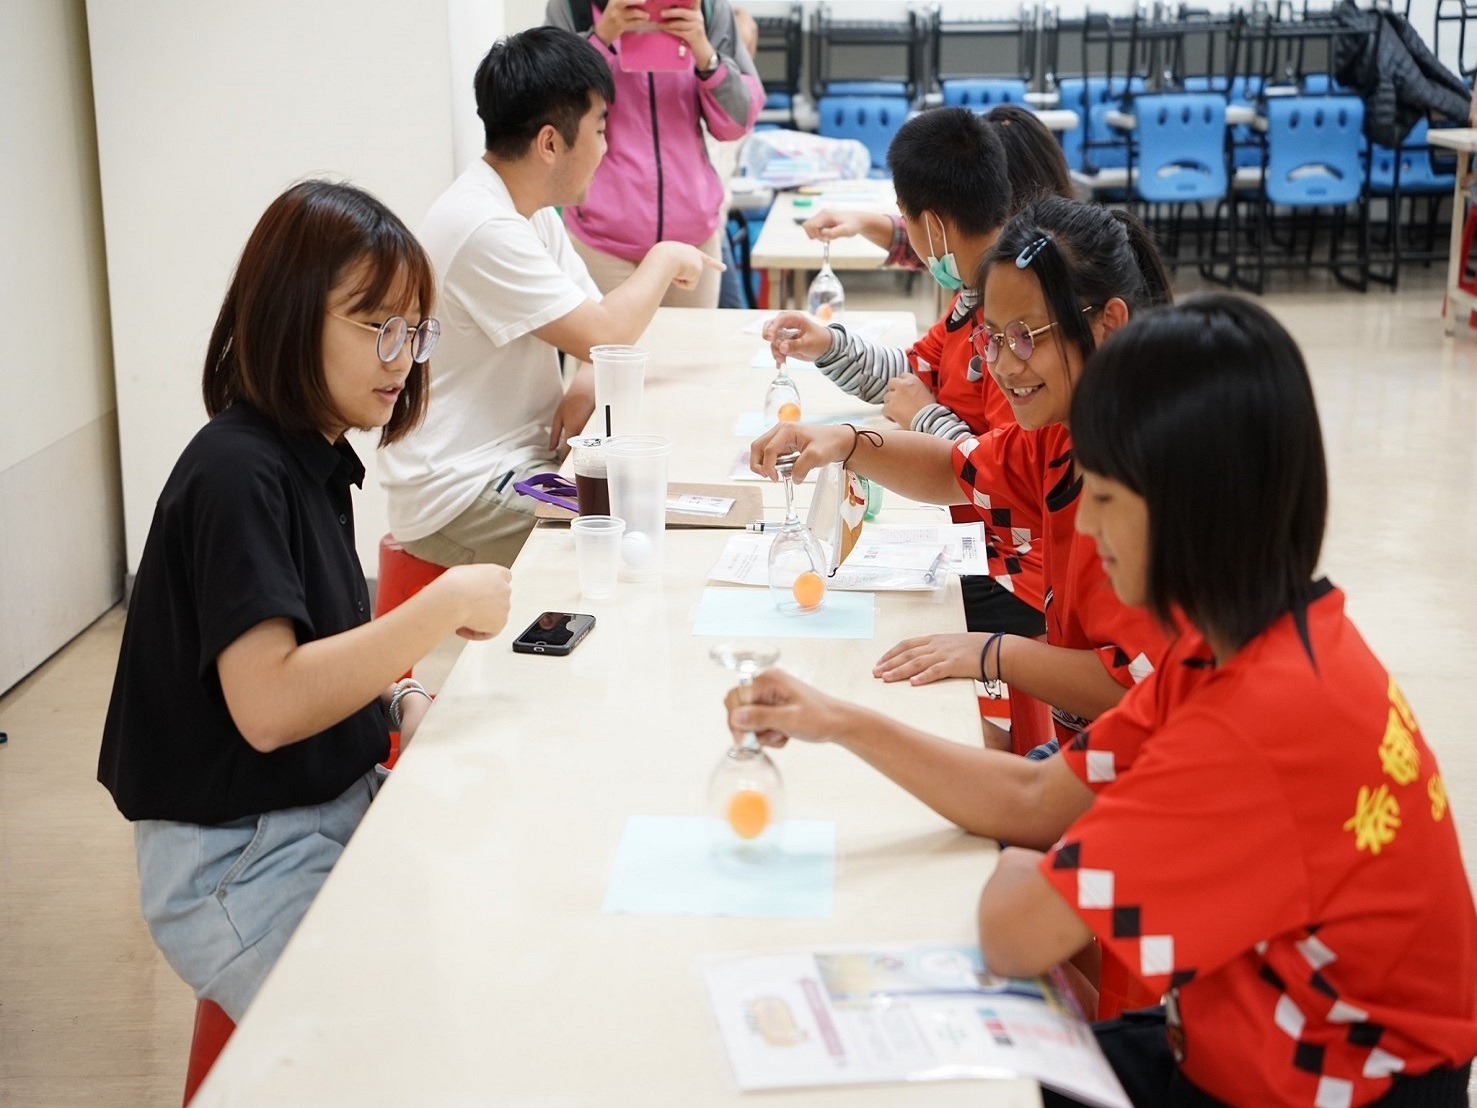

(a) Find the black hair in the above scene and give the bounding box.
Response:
[982,103,1075,207]
[1072,294,1328,652]
[981,196,1173,367]
[475,26,616,160]
[887,107,1010,236]
[203,180,433,446]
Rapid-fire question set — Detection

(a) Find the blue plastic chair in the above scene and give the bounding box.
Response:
[1243,95,1368,292]
[1129,94,1231,277]
[1264,97,1365,206]
[817,95,910,171]
[1227,75,1266,170]
[823,81,910,97]
[1181,75,1230,93]
[1368,119,1455,196]
[1300,73,1349,94]
[1057,76,1146,175]
[941,78,1028,109]
[1132,94,1228,203]
[1368,118,1456,287]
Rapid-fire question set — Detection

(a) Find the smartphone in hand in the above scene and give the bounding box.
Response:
[620,0,698,73]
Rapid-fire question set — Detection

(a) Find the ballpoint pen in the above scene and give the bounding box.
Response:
[746,521,778,533]
[923,549,949,585]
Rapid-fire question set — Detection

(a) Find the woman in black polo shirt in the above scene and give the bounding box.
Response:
[98,180,513,1022]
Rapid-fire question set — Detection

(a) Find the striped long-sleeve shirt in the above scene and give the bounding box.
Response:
[813,287,1007,442]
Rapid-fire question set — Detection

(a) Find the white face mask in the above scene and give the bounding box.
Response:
[923,213,963,292]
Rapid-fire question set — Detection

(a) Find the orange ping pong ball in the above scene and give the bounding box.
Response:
[792,571,826,610]
[777,402,801,422]
[727,789,770,839]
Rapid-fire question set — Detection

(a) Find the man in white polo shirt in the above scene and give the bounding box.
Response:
[382,26,717,567]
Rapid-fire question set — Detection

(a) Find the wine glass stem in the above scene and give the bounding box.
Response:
[738,671,762,751]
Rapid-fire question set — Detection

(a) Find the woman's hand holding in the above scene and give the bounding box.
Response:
[593,0,650,47]
[659,5,716,70]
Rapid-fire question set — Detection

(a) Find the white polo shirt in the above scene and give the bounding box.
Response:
[381,158,601,542]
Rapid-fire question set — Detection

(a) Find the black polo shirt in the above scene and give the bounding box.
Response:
[98,403,389,824]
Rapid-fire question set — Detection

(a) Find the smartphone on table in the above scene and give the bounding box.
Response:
[511,612,596,656]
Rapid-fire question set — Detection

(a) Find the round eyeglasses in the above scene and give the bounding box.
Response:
[330,313,440,364]
[969,306,1097,366]
[970,318,1059,366]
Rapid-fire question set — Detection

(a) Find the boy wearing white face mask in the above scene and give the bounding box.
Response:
[764,108,1074,679]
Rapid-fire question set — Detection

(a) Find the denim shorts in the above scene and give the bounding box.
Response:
[134,768,384,1022]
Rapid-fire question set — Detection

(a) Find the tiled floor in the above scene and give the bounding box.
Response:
[3,267,1475,1106]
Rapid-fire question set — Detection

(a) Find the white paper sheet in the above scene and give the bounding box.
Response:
[708,524,987,591]
[701,944,1131,1107]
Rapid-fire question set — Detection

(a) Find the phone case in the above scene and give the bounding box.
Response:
[511,613,595,656]
[619,28,692,73]
[619,0,698,73]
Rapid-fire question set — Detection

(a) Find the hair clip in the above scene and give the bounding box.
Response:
[1015,235,1051,269]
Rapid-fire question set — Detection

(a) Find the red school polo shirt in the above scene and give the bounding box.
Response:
[1041,583,1477,1105]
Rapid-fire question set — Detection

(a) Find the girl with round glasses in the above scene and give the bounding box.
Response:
[981,296,1477,1106]
[747,197,1172,743]
[98,180,514,1022]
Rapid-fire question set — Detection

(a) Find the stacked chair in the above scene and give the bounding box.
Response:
[811,4,928,171]
[753,5,804,128]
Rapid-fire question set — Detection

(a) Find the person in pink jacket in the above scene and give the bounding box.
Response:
[546,0,764,308]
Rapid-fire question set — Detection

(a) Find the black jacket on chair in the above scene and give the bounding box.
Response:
[1333,0,1471,147]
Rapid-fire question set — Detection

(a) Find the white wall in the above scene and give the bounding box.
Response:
[0,0,122,694]
[89,0,507,581]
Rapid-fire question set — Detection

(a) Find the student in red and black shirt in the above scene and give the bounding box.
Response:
[980,296,1477,1106]
[763,106,1064,638]
[748,198,1172,749]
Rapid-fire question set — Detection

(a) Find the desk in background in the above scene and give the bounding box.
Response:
[193,309,1039,1106]
[1426,128,1477,337]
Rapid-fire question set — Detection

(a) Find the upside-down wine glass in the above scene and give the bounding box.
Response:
[807,240,845,323]
[709,643,786,859]
[764,326,803,423]
[767,452,828,614]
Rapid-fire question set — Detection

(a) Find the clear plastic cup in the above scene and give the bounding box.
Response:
[570,516,625,599]
[591,345,647,439]
[605,435,672,582]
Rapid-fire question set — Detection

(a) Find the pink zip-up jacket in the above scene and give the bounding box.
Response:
[546,1,764,261]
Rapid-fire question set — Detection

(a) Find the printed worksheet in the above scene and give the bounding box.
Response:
[701,944,1129,1107]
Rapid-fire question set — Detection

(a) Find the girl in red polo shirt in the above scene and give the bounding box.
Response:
[747,197,1173,751]
[979,296,1477,1106]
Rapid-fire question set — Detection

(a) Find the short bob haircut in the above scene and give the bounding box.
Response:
[981,196,1173,371]
[202,180,433,446]
[475,26,616,161]
[887,107,1010,237]
[1071,294,1328,653]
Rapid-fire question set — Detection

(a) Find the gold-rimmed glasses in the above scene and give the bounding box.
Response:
[330,312,440,364]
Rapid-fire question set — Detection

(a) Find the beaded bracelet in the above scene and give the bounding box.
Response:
[388,679,432,730]
[978,632,1007,700]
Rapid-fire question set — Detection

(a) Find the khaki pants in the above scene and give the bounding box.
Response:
[572,228,724,309]
[399,454,556,568]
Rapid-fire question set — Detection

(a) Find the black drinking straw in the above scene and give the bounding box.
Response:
[604,404,612,439]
